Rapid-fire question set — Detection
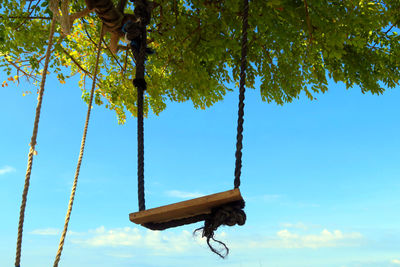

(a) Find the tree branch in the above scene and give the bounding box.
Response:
[303,0,313,43]
[0,15,51,20]
[70,8,92,25]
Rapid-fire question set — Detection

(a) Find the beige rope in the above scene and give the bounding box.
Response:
[15,17,57,267]
[53,24,104,267]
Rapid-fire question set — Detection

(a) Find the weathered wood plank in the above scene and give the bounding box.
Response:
[129,188,243,225]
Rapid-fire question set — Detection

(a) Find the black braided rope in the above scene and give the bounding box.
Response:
[234,0,249,189]
[133,0,150,212]
[136,82,145,211]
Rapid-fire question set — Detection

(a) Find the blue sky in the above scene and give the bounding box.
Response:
[1,71,400,267]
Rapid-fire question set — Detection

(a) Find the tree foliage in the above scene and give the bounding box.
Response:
[1,0,399,123]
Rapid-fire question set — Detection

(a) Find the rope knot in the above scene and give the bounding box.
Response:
[122,20,155,56]
[195,200,246,258]
[133,78,147,90]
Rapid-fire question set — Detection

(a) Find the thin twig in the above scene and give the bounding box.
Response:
[15,0,43,31]
[27,0,33,12]
[0,15,51,20]
[100,36,126,72]
[123,48,128,74]
[60,47,93,78]
[80,18,99,47]
[384,21,398,35]
[3,56,39,82]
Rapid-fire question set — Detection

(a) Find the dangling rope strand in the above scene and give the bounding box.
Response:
[53,24,104,267]
[234,0,249,189]
[14,17,56,267]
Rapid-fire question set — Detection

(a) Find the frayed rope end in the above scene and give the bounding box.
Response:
[194,200,246,258]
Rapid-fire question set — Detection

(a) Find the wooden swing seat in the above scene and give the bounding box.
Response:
[129,188,243,225]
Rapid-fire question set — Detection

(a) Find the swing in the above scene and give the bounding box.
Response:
[14,0,250,264]
[128,0,249,235]
[130,189,243,226]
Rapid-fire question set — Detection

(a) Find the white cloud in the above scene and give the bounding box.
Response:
[142,229,195,253]
[241,228,363,249]
[72,227,191,251]
[70,226,228,255]
[67,225,363,257]
[165,190,204,199]
[30,228,60,236]
[392,259,400,265]
[0,166,16,175]
[67,230,84,236]
[80,227,142,247]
